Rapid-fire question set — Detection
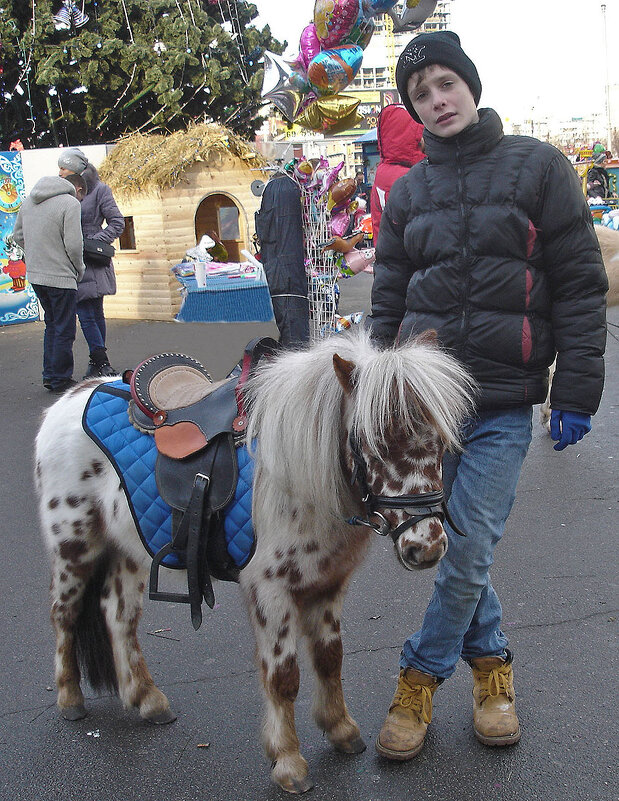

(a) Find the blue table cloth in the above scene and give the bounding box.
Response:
[174,272,274,323]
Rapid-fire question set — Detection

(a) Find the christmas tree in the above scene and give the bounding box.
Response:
[0,0,283,148]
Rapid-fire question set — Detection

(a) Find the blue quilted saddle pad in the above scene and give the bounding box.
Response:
[82,380,254,570]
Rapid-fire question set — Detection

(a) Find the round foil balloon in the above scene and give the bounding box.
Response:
[329,178,357,210]
[314,0,362,48]
[308,44,363,96]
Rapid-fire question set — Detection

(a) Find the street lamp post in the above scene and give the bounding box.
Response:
[601,3,612,151]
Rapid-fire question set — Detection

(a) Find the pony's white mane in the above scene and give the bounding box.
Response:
[245,328,476,517]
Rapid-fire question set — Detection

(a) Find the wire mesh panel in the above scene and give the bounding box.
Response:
[299,185,340,341]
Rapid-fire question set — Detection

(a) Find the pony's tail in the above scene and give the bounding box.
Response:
[74,554,118,694]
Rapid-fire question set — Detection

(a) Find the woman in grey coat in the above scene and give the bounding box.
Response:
[76,162,125,377]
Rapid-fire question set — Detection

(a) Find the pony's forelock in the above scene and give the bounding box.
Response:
[244,329,476,516]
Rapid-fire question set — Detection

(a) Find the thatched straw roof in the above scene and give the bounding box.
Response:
[98,123,267,197]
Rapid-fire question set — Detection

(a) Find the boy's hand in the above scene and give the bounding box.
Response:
[550,410,592,451]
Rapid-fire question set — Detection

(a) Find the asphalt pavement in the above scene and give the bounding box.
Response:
[0,275,616,801]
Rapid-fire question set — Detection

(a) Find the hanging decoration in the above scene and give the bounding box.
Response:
[53,1,89,33]
[216,0,250,85]
[260,0,436,134]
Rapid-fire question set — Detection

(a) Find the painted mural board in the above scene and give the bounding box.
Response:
[0,151,39,326]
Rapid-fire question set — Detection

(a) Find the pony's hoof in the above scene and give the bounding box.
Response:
[333,735,367,754]
[146,708,177,725]
[274,775,314,794]
[61,704,87,721]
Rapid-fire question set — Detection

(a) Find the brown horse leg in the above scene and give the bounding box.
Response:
[247,585,312,794]
[100,554,176,724]
[300,594,366,754]
[50,553,101,720]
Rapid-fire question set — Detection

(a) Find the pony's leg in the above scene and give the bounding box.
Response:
[300,591,366,754]
[49,540,105,720]
[245,582,312,794]
[100,553,176,724]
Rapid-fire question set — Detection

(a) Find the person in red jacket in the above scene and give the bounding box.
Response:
[370,104,425,244]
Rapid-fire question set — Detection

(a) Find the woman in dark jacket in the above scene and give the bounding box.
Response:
[77,163,125,377]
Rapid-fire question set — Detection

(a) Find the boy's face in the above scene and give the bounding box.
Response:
[408,64,479,138]
[58,167,74,178]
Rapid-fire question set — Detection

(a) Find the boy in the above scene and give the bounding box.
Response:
[369,31,607,759]
[13,175,85,393]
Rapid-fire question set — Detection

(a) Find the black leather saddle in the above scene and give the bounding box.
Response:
[125,337,279,629]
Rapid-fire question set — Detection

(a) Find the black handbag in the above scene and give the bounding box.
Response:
[83,237,115,263]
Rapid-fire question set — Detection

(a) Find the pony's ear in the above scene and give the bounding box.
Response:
[415,329,439,347]
[333,354,356,395]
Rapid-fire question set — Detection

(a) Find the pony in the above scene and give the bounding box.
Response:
[34,328,475,794]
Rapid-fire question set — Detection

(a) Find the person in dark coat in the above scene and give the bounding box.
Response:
[370,104,425,243]
[369,31,608,762]
[57,149,125,377]
[255,172,309,347]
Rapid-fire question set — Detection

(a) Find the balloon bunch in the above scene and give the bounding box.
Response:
[285,154,345,198]
[261,1,437,134]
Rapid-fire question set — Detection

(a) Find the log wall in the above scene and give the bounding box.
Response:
[104,157,267,321]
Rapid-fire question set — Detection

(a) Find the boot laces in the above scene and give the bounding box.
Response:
[477,662,514,705]
[391,679,434,724]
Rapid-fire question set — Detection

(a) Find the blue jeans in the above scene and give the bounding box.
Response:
[77,297,106,352]
[32,284,77,386]
[400,406,533,679]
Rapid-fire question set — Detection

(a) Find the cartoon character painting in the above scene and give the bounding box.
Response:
[0,150,39,325]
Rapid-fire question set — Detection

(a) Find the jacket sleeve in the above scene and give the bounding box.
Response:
[366,178,415,345]
[64,201,85,282]
[91,185,125,243]
[537,152,608,415]
[12,210,24,248]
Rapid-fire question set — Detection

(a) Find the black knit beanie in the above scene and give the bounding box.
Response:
[396,31,482,123]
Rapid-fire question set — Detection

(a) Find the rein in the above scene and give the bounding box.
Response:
[346,432,465,542]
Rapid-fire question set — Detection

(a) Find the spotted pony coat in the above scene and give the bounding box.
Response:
[35,328,475,793]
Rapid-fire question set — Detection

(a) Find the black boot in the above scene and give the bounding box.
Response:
[83,348,117,379]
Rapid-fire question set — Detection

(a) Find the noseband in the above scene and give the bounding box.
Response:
[346,433,465,543]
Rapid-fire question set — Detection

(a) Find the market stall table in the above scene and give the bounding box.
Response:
[173,269,274,324]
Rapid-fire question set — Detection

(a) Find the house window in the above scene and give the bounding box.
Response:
[217,206,240,240]
[119,216,136,250]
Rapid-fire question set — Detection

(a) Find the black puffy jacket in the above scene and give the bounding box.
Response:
[369,109,608,414]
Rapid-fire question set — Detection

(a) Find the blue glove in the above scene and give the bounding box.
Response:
[550,410,592,451]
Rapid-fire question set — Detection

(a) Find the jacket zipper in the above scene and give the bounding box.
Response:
[456,142,470,357]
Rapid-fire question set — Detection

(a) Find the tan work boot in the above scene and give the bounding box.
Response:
[470,652,521,746]
[376,667,441,760]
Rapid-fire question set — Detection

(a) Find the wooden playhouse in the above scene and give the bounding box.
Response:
[98,124,268,320]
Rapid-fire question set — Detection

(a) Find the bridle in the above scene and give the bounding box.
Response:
[346,432,465,543]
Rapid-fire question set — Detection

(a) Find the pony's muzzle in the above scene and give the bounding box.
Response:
[396,527,448,571]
